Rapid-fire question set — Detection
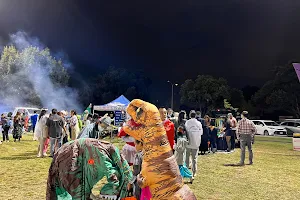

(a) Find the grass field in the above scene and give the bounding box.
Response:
[0,134,300,200]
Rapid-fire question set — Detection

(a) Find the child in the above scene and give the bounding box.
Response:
[174,125,193,183]
[118,124,136,166]
[128,140,152,200]
[128,140,142,199]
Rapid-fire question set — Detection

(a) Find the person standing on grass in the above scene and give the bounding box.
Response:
[13,112,23,142]
[159,107,175,151]
[236,111,257,166]
[228,113,237,151]
[185,110,203,180]
[70,110,80,140]
[35,109,48,158]
[46,109,66,157]
[30,111,38,133]
[174,125,193,183]
[1,116,10,142]
[199,115,210,155]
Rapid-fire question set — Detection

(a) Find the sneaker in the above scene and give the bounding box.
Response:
[247,162,253,165]
[236,163,245,166]
[43,153,47,157]
[37,155,43,158]
[190,176,195,184]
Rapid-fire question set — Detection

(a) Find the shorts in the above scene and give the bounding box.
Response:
[225,129,232,137]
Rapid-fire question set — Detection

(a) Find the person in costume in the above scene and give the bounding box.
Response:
[123,99,196,200]
[46,138,133,200]
[174,126,193,183]
[159,107,175,150]
[118,124,136,166]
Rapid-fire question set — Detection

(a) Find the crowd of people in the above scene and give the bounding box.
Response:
[1,105,257,199]
[119,107,257,199]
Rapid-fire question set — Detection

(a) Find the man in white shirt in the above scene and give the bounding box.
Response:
[185,110,203,180]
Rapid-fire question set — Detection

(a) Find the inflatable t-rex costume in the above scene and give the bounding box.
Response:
[46,138,132,200]
[123,99,196,200]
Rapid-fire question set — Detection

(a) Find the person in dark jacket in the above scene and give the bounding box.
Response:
[209,120,218,153]
[199,115,210,155]
[46,109,66,157]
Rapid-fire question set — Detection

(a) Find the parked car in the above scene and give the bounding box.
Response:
[280,120,300,137]
[251,120,287,136]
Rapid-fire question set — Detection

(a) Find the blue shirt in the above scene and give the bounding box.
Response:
[30,114,38,126]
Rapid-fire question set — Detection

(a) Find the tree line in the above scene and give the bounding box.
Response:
[0,45,299,118]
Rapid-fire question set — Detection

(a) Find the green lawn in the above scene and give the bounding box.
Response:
[0,134,299,200]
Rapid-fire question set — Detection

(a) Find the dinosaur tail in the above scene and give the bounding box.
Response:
[173,184,197,200]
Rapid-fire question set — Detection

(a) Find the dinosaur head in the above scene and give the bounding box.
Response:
[123,99,162,142]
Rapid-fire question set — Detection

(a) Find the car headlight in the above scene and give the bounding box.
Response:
[268,127,275,129]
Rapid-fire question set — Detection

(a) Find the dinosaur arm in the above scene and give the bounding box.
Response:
[123,123,144,142]
[137,172,148,188]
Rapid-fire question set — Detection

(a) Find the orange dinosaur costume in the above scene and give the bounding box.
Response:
[123,99,196,200]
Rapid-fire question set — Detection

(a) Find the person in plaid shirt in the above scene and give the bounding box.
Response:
[236,111,257,166]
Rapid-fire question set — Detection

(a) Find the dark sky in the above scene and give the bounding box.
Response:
[1,0,300,106]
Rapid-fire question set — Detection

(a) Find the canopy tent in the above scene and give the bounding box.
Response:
[93,95,130,112]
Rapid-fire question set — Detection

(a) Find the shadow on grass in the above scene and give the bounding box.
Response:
[223,163,244,167]
[0,150,39,160]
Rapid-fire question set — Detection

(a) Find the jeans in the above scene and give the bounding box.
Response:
[2,129,9,141]
[210,137,217,153]
[50,137,62,157]
[185,148,199,177]
[231,130,236,150]
[240,134,253,164]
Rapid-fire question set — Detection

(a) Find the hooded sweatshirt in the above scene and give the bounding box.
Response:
[185,118,203,149]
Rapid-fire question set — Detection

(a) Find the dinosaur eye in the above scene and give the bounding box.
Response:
[136,107,143,118]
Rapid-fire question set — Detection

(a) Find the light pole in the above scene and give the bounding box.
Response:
[167,81,178,110]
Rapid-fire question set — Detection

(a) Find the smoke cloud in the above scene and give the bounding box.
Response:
[0,31,82,113]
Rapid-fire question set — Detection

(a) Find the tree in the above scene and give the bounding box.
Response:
[180,75,230,114]
[90,66,151,105]
[228,88,244,109]
[253,62,300,117]
[0,45,70,107]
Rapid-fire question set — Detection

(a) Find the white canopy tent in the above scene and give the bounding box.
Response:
[93,95,130,112]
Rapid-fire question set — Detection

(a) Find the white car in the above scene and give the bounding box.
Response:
[251,120,287,136]
[280,120,300,137]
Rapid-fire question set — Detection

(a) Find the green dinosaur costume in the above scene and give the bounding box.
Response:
[46,138,132,200]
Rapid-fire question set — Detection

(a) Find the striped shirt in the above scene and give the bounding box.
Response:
[237,118,257,136]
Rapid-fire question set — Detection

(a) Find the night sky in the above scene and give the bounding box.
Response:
[1,0,300,105]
